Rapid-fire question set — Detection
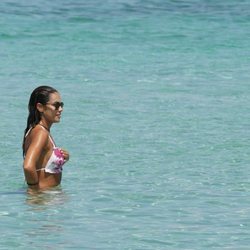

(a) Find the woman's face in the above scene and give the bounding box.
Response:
[43,92,64,123]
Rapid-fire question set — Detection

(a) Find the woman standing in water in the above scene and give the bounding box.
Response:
[23,86,69,190]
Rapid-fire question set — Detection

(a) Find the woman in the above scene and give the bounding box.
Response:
[23,86,69,190]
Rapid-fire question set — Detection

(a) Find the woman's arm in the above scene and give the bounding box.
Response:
[60,149,70,162]
[23,128,48,188]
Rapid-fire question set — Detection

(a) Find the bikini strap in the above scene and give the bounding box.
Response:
[49,135,56,147]
[25,127,33,138]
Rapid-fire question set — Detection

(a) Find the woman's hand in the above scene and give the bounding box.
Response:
[60,149,70,162]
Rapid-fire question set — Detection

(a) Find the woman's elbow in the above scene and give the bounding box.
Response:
[23,163,35,172]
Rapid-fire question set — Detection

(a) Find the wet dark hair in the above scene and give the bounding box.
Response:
[22,86,58,156]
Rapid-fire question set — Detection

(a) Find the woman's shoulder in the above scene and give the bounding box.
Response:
[24,124,50,153]
[29,124,50,142]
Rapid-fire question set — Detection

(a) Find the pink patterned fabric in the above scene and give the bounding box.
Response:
[44,147,65,174]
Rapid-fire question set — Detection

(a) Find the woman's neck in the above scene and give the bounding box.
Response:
[39,120,51,132]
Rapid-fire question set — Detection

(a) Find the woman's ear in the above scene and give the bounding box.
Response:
[36,103,44,113]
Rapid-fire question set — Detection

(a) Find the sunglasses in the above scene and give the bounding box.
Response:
[46,101,64,110]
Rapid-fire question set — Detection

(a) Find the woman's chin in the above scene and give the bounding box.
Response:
[54,117,61,123]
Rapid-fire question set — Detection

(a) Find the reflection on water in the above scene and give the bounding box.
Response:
[26,186,68,208]
[23,188,67,248]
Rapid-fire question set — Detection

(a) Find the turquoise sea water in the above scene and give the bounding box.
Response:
[1,0,250,249]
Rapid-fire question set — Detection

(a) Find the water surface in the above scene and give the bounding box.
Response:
[0,0,250,249]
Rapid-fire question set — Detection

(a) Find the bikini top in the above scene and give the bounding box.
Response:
[25,125,65,174]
